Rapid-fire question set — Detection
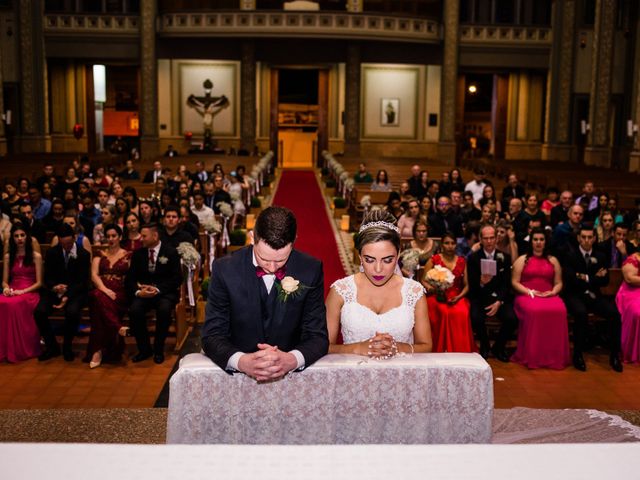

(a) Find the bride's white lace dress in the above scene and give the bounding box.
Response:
[331,274,424,344]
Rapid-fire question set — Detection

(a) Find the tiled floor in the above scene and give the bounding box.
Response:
[1,346,638,410]
[0,340,176,410]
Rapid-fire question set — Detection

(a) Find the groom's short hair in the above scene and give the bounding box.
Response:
[254,206,297,250]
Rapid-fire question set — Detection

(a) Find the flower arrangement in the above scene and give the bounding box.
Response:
[360,195,371,209]
[424,265,455,303]
[230,190,241,202]
[176,242,200,270]
[343,178,355,191]
[399,248,421,273]
[202,218,222,235]
[217,201,233,218]
[339,171,349,182]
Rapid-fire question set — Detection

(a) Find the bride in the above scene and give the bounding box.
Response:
[326,210,432,358]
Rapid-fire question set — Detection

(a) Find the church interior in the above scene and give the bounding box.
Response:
[2,0,640,475]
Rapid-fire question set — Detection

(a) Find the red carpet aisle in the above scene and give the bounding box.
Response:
[271,170,346,297]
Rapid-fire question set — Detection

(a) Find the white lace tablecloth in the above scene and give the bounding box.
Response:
[166,352,493,444]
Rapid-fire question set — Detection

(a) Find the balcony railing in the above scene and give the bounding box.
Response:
[460,25,552,47]
[158,11,441,43]
[44,14,140,35]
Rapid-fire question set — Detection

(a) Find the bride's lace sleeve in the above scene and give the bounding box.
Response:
[330,276,355,303]
[404,279,425,310]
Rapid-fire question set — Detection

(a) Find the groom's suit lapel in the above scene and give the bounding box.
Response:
[268,252,294,339]
[244,247,265,339]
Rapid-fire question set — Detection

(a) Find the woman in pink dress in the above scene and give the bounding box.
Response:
[0,224,43,362]
[86,224,131,368]
[423,232,476,353]
[617,252,640,363]
[511,228,570,369]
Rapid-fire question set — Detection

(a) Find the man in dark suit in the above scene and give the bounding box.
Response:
[467,225,518,361]
[550,190,574,228]
[201,206,329,381]
[500,173,525,211]
[160,206,194,248]
[143,160,164,183]
[204,175,232,213]
[35,224,91,361]
[18,203,47,244]
[596,222,636,268]
[428,195,464,238]
[191,160,210,184]
[126,222,182,364]
[562,225,622,372]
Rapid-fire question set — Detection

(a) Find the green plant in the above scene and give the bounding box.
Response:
[229,229,247,246]
[325,179,336,188]
[200,277,210,300]
[250,196,261,208]
[333,197,347,209]
[321,167,329,177]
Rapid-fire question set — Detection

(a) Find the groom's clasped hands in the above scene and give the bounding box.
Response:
[238,343,298,382]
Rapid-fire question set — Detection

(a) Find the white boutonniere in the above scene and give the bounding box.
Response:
[158,256,169,265]
[589,257,597,264]
[68,251,77,260]
[496,253,504,262]
[276,276,308,303]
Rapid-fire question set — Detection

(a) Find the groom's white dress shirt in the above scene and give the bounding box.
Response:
[225,251,306,371]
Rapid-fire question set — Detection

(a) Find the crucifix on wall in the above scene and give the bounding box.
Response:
[186,79,230,151]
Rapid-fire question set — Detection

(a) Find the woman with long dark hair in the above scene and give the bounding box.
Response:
[0,224,43,362]
[511,227,570,369]
[122,212,143,252]
[423,231,475,353]
[123,186,139,215]
[86,224,131,368]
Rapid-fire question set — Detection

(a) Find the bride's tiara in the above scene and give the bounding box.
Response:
[359,221,400,234]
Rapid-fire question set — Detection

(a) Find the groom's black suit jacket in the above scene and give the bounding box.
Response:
[201,246,329,372]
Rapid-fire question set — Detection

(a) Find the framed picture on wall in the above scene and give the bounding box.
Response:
[381,98,399,126]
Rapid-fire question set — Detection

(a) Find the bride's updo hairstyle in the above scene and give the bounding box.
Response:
[356,209,401,253]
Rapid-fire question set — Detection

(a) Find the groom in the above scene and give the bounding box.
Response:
[201,206,329,381]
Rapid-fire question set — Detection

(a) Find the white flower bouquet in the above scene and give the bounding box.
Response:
[202,218,222,235]
[216,201,234,218]
[360,195,371,209]
[399,248,421,273]
[176,242,200,270]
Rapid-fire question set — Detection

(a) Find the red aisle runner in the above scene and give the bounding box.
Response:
[271,170,346,297]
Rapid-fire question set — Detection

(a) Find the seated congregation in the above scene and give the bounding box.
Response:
[1,156,254,367]
[345,162,640,372]
[1,155,640,377]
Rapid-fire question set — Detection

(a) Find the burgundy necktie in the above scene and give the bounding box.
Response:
[256,266,286,280]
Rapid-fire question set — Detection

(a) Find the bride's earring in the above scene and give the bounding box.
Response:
[358,258,364,273]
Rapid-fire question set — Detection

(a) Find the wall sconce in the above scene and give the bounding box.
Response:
[246,213,256,230]
[627,120,639,137]
[340,215,350,231]
[579,32,587,49]
[580,120,590,135]
[468,84,477,94]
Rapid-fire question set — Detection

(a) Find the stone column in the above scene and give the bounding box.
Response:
[18,0,49,152]
[140,0,159,159]
[0,33,6,155]
[344,43,360,156]
[584,0,616,167]
[437,0,459,164]
[541,0,576,162]
[240,40,256,152]
[629,6,640,172]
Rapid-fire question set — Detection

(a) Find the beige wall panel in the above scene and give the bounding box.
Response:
[361,64,421,140]
[516,72,530,141]
[157,59,172,137]
[425,65,441,142]
[174,60,240,138]
[360,141,438,158]
[49,64,66,134]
